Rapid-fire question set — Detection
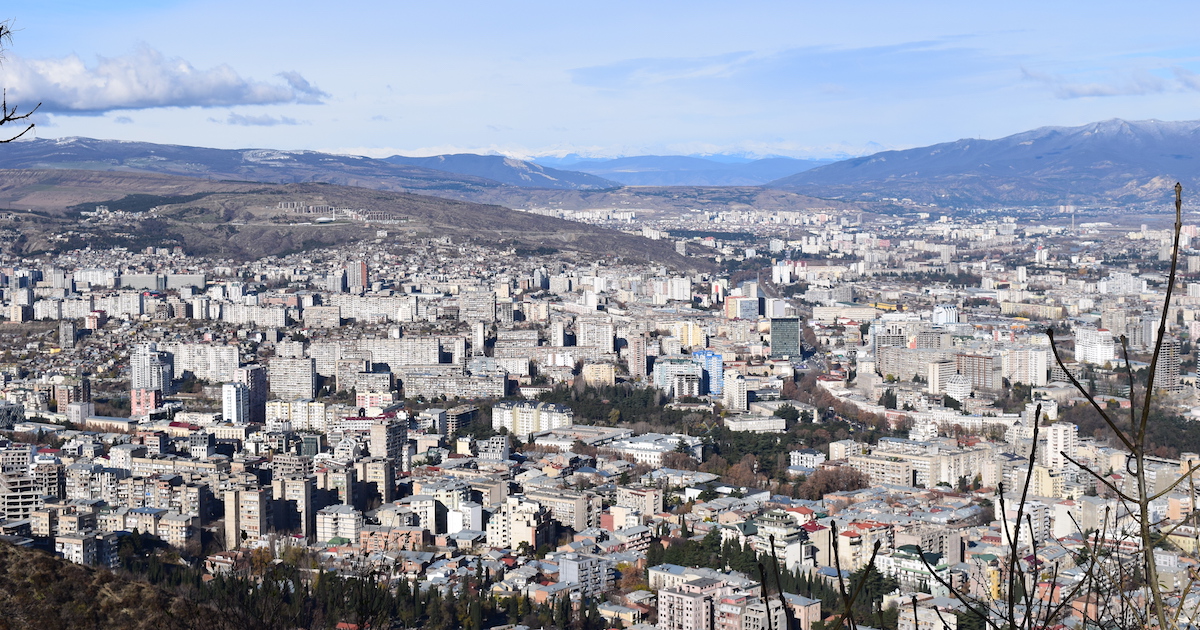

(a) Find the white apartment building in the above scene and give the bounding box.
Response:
[789,449,827,468]
[222,382,249,424]
[1075,327,1116,365]
[1001,346,1049,386]
[1045,422,1078,471]
[491,401,574,439]
[659,587,714,630]
[316,504,363,544]
[130,343,173,392]
[723,370,748,412]
[163,343,240,382]
[606,433,703,466]
[577,319,616,352]
[485,496,555,550]
[559,553,614,597]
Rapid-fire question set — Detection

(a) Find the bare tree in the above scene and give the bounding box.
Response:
[0,20,38,143]
[823,185,1197,630]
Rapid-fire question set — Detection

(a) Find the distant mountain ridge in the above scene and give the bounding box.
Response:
[543,155,832,186]
[770,118,1200,207]
[383,153,618,189]
[0,137,614,193]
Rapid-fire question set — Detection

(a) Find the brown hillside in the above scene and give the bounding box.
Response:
[0,542,225,630]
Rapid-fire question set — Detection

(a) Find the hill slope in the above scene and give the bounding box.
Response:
[770,118,1200,207]
[555,155,830,186]
[0,169,705,269]
[0,542,226,630]
[0,137,606,193]
[383,154,619,189]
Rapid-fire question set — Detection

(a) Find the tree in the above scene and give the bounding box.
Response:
[725,454,761,488]
[857,184,1198,630]
[773,404,801,423]
[662,451,698,471]
[0,21,37,143]
[796,466,869,500]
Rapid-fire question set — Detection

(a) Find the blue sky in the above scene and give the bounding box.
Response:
[5,1,1200,159]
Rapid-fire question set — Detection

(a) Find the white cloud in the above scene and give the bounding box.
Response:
[1173,67,1200,91]
[214,112,302,126]
[1021,66,1168,99]
[0,45,327,113]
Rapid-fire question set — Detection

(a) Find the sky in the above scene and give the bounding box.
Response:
[5,1,1200,160]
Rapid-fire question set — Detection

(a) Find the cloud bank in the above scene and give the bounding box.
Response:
[1019,66,1200,99]
[1,46,327,113]
[213,112,302,126]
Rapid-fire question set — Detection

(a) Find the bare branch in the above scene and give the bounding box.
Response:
[0,21,39,143]
[1046,329,1137,452]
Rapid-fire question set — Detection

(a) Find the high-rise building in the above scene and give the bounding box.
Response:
[1002,347,1049,387]
[770,317,801,357]
[346,261,369,291]
[523,487,603,531]
[53,378,91,408]
[271,475,316,541]
[130,388,163,417]
[59,320,77,348]
[1154,338,1184,393]
[162,343,240,382]
[626,333,648,380]
[234,364,268,424]
[445,405,478,435]
[1075,327,1116,366]
[955,353,1002,391]
[130,343,173,393]
[485,496,555,550]
[723,370,748,412]
[577,319,615,352]
[356,457,396,504]
[327,268,348,293]
[659,585,717,630]
[316,504,363,544]
[932,304,959,325]
[0,472,42,520]
[1045,422,1078,471]
[667,277,692,302]
[224,486,272,549]
[269,357,316,400]
[927,360,957,395]
[222,382,250,424]
[368,418,408,467]
[691,350,724,396]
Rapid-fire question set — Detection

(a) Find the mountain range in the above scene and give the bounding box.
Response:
[543,155,831,186]
[0,137,537,194]
[382,154,619,189]
[6,118,1200,209]
[770,118,1200,207]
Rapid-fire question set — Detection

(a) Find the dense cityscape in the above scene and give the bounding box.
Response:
[0,194,1197,629]
[9,2,1200,629]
